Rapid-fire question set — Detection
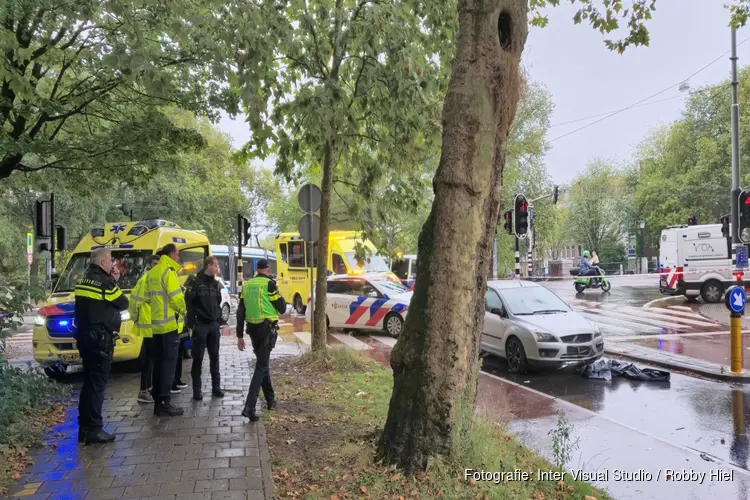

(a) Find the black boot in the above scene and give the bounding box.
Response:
[241,406,259,421]
[266,399,276,411]
[78,427,88,443]
[83,429,116,445]
[212,386,224,398]
[193,389,203,401]
[154,402,185,417]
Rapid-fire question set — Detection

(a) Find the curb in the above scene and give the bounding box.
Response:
[604,345,750,383]
[258,420,275,499]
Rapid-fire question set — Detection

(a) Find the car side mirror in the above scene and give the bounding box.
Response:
[490,307,505,317]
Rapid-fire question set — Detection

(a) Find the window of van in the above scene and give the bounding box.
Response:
[279,243,288,263]
[55,250,153,292]
[215,255,230,280]
[288,242,305,267]
[178,247,208,277]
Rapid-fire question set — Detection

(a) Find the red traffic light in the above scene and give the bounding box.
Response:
[737,272,744,281]
[743,194,750,206]
[519,202,528,212]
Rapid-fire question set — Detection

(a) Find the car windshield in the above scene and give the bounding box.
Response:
[55,250,154,293]
[344,252,390,272]
[497,287,571,316]
[371,276,410,295]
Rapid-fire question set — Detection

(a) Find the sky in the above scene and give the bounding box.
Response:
[218,0,750,184]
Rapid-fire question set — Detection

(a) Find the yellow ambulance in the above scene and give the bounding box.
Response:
[275,230,393,314]
[33,219,211,378]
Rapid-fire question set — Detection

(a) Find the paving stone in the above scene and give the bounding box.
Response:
[175,493,212,500]
[158,481,197,495]
[228,478,263,491]
[110,474,149,487]
[146,471,185,485]
[198,459,229,470]
[123,454,156,466]
[180,469,214,482]
[97,465,136,477]
[194,479,228,493]
[214,449,243,458]
[166,460,200,472]
[123,483,162,498]
[82,486,126,499]
[38,480,80,493]
[209,493,247,500]
[229,457,259,468]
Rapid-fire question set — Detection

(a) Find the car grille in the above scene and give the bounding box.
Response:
[561,334,592,344]
[561,346,593,359]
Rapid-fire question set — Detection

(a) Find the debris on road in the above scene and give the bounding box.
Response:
[578,359,671,382]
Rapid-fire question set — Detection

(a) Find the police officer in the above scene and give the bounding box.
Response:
[146,244,186,417]
[129,254,160,403]
[74,248,128,444]
[237,259,286,421]
[186,256,226,400]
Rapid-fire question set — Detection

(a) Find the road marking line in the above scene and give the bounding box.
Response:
[330,333,373,351]
[591,306,689,330]
[577,310,662,334]
[617,306,718,327]
[606,330,750,341]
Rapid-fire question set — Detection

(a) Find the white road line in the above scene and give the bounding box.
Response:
[616,306,718,327]
[606,330,750,341]
[576,310,663,334]
[588,306,689,330]
[330,333,373,351]
[370,335,397,348]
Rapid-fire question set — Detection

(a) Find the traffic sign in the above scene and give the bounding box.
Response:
[298,213,320,242]
[26,254,33,265]
[738,245,749,269]
[627,248,636,257]
[726,285,747,314]
[27,232,33,255]
[298,184,322,213]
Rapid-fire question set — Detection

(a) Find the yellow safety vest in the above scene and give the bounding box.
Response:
[146,255,186,335]
[128,274,152,338]
[243,275,281,324]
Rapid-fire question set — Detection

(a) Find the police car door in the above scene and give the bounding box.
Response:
[326,279,352,328]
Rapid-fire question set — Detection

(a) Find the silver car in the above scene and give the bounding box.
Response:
[481,280,603,373]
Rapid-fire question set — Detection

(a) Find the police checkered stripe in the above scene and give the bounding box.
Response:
[344,296,407,328]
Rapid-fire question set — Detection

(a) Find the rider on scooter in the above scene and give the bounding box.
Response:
[580,251,600,286]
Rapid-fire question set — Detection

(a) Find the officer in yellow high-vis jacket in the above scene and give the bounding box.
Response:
[236,259,286,421]
[129,254,160,404]
[146,244,186,417]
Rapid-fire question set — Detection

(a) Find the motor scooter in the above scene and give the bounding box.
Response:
[574,267,611,293]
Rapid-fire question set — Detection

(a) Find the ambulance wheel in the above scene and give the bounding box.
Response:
[44,364,67,380]
[384,313,404,338]
[293,294,306,315]
[701,280,723,303]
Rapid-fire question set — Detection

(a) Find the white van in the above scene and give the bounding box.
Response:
[659,223,733,303]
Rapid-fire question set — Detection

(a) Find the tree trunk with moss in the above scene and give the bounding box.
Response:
[311,139,335,352]
[377,0,527,474]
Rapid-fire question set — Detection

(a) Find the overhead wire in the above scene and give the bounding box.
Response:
[547,36,750,143]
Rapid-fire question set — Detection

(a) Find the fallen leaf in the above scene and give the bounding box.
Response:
[390,473,401,482]
[330,496,340,500]
[286,439,297,445]
[360,485,368,493]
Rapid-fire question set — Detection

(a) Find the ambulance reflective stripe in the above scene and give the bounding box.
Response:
[365,299,389,327]
[345,296,369,325]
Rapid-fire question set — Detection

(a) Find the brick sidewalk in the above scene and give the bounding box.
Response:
[3,338,275,500]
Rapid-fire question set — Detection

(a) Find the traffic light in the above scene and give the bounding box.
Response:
[238,215,251,246]
[688,216,698,226]
[513,194,529,238]
[502,210,513,235]
[553,185,559,205]
[35,200,51,238]
[721,215,730,238]
[739,190,750,244]
[56,226,67,252]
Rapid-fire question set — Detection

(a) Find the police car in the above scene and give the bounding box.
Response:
[305,272,413,337]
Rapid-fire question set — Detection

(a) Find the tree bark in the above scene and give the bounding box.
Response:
[377,0,527,474]
[312,139,334,352]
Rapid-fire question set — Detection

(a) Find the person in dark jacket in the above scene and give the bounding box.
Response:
[186,256,227,400]
[74,248,129,444]
[237,259,286,421]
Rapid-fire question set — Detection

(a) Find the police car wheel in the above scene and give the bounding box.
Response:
[384,313,403,338]
[221,304,230,323]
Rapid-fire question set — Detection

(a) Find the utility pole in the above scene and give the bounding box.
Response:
[731,28,742,266]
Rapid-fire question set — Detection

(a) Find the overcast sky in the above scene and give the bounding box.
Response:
[218,0,750,184]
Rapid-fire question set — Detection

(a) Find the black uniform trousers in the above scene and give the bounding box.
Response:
[243,322,276,411]
[191,321,221,390]
[152,330,180,404]
[77,334,114,431]
[139,337,155,391]
[174,337,188,385]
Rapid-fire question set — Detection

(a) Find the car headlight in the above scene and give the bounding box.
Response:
[592,323,602,337]
[34,315,46,326]
[532,331,558,343]
[120,310,130,321]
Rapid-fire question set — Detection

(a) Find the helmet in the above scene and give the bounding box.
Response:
[583,251,590,258]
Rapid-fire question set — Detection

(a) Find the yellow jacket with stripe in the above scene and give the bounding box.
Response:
[146,255,187,335]
[128,274,152,338]
[74,265,129,339]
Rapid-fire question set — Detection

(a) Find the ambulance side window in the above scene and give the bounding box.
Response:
[332,254,347,275]
[279,243,288,263]
[288,242,305,268]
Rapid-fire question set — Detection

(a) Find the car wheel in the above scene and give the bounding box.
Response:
[701,280,723,303]
[44,363,67,380]
[574,282,586,293]
[505,336,528,374]
[384,313,404,338]
[600,280,611,292]
[221,303,230,324]
[293,294,306,315]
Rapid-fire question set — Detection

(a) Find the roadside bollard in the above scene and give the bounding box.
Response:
[725,277,746,374]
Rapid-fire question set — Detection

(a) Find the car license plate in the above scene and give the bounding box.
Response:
[660,279,668,288]
[567,346,591,355]
[58,353,80,363]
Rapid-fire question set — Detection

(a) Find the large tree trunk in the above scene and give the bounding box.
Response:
[312,139,334,352]
[377,0,527,474]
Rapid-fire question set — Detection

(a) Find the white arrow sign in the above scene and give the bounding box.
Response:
[734,292,744,308]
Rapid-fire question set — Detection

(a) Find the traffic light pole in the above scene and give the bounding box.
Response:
[237,214,243,290]
[730,29,743,374]
[514,237,520,279]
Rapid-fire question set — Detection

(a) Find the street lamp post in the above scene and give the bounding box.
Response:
[639,220,646,274]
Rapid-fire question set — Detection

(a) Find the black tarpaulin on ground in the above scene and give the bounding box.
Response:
[578,358,671,382]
